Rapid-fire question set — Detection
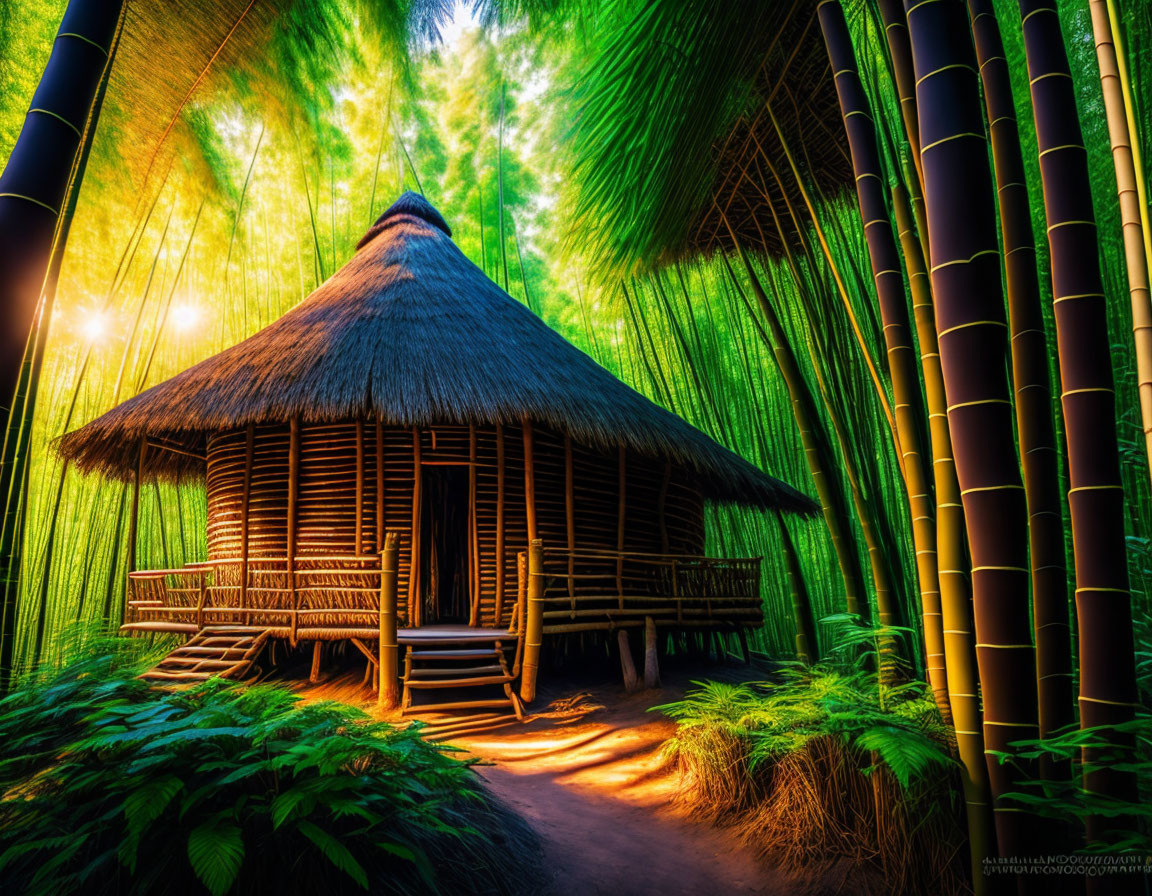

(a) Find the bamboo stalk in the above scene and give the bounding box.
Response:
[905,0,1036,861]
[410,426,422,628]
[375,420,385,548]
[495,422,506,624]
[520,539,544,703]
[819,0,946,720]
[1018,0,1139,854]
[469,423,479,625]
[288,418,300,644]
[523,419,538,542]
[893,182,992,881]
[240,423,254,610]
[968,0,1072,782]
[378,530,399,710]
[1090,0,1152,490]
[616,444,626,610]
[354,419,364,554]
[564,433,576,610]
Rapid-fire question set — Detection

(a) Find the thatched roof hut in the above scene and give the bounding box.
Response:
[63,193,815,711]
[60,191,814,516]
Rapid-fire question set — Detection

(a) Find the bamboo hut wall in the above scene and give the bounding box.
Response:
[204,420,708,628]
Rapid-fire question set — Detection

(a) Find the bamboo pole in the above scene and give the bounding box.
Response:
[968,0,1072,785]
[469,423,479,625]
[125,439,146,585]
[240,423,254,610]
[564,433,575,610]
[410,426,422,628]
[287,418,300,644]
[893,182,993,881]
[378,530,399,710]
[905,0,1036,861]
[375,421,385,548]
[522,419,538,542]
[495,423,506,624]
[354,419,364,554]
[520,539,544,703]
[616,444,626,610]
[1090,0,1152,489]
[643,616,660,689]
[1018,0,1139,853]
[819,0,946,720]
[618,629,639,692]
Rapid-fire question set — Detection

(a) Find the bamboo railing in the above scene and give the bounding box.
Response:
[530,546,762,632]
[516,543,762,701]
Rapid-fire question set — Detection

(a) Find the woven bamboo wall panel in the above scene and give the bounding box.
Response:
[204,419,709,627]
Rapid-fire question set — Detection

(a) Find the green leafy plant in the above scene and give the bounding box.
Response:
[655,615,965,894]
[0,649,541,896]
[993,714,1152,855]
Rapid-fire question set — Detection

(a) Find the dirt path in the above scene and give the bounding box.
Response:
[305,662,804,895]
[455,688,785,895]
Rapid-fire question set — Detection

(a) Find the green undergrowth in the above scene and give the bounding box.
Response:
[0,643,542,896]
[657,619,968,895]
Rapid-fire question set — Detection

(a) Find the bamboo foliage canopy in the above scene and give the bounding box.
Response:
[59,192,816,515]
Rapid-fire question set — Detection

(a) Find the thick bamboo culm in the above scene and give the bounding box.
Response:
[520,539,544,702]
[378,530,400,710]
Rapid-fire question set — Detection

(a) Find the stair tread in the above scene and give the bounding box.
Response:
[405,674,513,688]
[408,649,502,660]
[409,665,504,677]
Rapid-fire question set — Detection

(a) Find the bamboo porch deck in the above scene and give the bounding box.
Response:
[123,540,763,706]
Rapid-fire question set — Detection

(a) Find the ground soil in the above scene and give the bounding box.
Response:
[297,652,865,896]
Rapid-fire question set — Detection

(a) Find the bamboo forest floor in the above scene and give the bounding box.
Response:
[296,654,870,896]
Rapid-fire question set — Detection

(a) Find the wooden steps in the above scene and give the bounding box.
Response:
[141,628,270,683]
[400,639,523,720]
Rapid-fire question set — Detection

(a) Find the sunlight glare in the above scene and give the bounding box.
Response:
[171,303,202,332]
[80,310,108,343]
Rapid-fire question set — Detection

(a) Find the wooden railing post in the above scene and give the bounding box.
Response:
[511,551,527,675]
[520,539,544,703]
[196,569,207,630]
[378,531,400,711]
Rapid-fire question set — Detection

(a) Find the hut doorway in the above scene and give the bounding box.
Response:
[419,466,471,624]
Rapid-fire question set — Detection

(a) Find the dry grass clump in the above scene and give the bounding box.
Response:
[658,671,970,895]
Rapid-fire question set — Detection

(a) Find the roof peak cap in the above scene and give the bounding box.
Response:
[358,191,452,248]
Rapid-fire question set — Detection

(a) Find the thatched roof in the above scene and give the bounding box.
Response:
[59,193,816,515]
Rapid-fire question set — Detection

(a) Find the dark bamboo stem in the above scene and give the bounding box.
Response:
[968,0,1073,782]
[819,0,946,721]
[1017,0,1139,853]
[904,0,1036,860]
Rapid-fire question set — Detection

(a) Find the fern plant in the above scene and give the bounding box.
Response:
[0,648,541,896]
